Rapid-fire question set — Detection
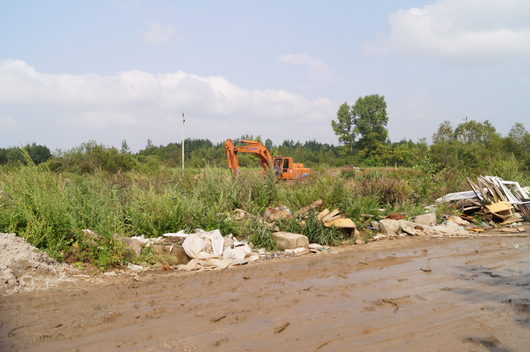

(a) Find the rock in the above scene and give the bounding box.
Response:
[370,221,380,231]
[372,234,386,241]
[399,220,417,236]
[118,236,145,258]
[447,215,470,226]
[265,206,291,221]
[285,247,309,255]
[308,243,324,250]
[126,263,148,272]
[379,219,401,236]
[272,232,309,250]
[355,239,364,245]
[81,229,102,241]
[233,209,247,220]
[428,220,469,236]
[413,213,437,227]
[151,244,190,265]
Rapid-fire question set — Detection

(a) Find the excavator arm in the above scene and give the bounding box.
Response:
[225,139,273,176]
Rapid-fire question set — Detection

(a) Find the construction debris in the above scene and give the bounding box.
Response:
[447,215,471,227]
[178,229,258,271]
[317,208,357,229]
[379,219,402,236]
[412,213,437,227]
[294,199,323,217]
[1,233,73,295]
[264,206,292,221]
[285,247,310,256]
[436,190,479,203]
[272,232,309,250]
[436,175,529,223]
[467,176,530,221]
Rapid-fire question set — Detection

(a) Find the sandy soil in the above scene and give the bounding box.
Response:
[1,234,529,352]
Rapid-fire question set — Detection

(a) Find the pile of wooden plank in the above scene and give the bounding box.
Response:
[317,208,356,229]
[466,176,530,221]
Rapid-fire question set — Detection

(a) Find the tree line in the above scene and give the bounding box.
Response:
[1,95,528,176]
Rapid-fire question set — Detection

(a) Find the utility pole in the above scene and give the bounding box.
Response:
[181,113,185,170]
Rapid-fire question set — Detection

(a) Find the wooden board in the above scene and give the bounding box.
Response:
[485,201,513,213]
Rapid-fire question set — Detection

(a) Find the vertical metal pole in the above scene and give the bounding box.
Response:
[181,113,185,170]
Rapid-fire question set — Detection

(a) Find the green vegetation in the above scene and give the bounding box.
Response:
[0,97,528,268]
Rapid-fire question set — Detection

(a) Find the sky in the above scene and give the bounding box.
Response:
[1,0,529,151]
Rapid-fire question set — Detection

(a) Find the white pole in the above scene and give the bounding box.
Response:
[181,113,185,170]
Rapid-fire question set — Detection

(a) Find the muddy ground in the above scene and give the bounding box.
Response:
[1,233,529,352]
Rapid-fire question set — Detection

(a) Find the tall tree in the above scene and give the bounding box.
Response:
[454,120,497,144]
[352,94,389,160]
[432,120,454,144]
[331,103,356,153]
[507,122,528,145]
[120,139,130,154]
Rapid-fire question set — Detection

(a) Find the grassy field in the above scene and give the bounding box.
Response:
[1,161,527,268]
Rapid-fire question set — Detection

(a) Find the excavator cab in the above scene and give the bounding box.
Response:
[273,156,309,180]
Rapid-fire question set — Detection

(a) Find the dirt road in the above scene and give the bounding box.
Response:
[1,236,529,352]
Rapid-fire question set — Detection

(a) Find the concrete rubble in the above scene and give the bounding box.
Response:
[412,213,437,227]
[178,229,259,271]
[371,214,477,239]
[1,233,73,295]
[272,232,309,250]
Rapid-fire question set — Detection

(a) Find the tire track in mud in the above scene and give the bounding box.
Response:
[1,236,529,352]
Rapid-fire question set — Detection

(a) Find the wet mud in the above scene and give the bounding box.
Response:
[1,236,529,351]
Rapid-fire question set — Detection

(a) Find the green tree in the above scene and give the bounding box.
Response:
[507,122,528,145]
[120,139,130,154]
[432,120,454,144]
[331,102,356,153]
[454,120,497,145]
[352,94,389,161]
[264,138,274,150]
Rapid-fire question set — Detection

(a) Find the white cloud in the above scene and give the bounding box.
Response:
[365,0,530,62]
[0,59,336,149]
[142,23,177,45]
[279,53,331,77]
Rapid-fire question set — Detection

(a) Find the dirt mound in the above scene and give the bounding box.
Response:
[0,233,72,295]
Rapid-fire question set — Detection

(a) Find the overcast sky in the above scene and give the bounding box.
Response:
[1,0,529,151]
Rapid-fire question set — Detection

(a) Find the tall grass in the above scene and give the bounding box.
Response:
[1,160,527,267]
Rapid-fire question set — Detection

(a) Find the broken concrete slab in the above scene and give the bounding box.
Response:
[284,247,310,255]
[379,219,401,236]
[399,220,417,236]
[308,243,324,250]
[412,213,437,227]
[447,216,471,226]
[272,232,309,250]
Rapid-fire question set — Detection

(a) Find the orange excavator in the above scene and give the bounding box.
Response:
[225,139,310,180]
